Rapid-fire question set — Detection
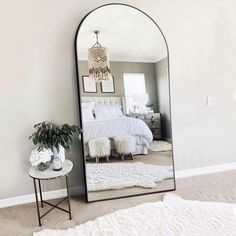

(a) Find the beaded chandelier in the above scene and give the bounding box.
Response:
[88,31,112,82]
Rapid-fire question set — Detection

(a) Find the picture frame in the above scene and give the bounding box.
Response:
[82,76,97,93]
[101,76,115,93]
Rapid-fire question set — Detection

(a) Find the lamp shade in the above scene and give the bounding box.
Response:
[88,46,113,82]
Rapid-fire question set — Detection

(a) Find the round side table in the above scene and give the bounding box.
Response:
[29,159,73,226]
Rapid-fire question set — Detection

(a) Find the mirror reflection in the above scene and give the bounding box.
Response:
[76,4,175,202]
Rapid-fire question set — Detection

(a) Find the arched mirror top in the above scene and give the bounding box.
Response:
[76,4,168,63]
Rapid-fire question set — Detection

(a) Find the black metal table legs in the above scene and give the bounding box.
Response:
[65,175,72,220]
[38,179,43,208]
[33,178,41,226]
[33,175,72,226]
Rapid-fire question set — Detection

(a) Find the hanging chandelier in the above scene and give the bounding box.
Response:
[88,30,113,82]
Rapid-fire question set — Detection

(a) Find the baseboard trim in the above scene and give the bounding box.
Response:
[0,186,83,209]
[175,162,236,179]
[1,162,235,208]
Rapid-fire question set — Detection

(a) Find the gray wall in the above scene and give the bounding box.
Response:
[1,0,236,200]
[78,61,158,112]
[155,57,172,139]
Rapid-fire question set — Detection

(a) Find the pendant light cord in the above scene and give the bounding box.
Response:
[96,32,99,44]
[91,30,102,48]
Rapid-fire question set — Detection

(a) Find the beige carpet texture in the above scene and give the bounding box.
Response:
[0,170,235,236]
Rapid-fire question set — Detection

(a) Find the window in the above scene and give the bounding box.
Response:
[123,73,149,114]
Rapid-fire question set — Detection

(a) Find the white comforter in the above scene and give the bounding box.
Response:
[83,116,152,144]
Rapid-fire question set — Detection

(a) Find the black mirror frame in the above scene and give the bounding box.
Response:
[74,3,176,203]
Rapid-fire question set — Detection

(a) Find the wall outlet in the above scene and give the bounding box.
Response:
[207,96,213,106]
[233,92,236,100]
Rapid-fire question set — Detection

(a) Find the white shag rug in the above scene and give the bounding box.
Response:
[86,162,173,191]
[34,194,236,236]
[149,140,172,152]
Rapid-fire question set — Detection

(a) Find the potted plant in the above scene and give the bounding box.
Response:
[145,102,154,113]
[29,121,82,171]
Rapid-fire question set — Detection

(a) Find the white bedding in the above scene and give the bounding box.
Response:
[83,116,153,145]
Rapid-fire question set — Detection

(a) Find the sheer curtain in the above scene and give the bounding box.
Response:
[123,73,149,114]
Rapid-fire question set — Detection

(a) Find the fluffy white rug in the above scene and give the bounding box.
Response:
[34,194,236,236]
[86,162,173,191]
[149,141,172,152]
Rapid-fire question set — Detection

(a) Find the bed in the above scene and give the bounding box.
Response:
[81,96,153,155]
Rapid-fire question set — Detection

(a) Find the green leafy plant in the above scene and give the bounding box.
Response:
[145,102,154,108]
[29,121,82,152]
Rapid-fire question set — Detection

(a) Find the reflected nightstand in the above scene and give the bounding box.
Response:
[127,113,162,140]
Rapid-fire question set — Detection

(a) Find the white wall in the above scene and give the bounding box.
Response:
[155,57,172,139]
[0,0,236,200]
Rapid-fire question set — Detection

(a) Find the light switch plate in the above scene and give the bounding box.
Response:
[207,96,213,106]
[233,92,236,100]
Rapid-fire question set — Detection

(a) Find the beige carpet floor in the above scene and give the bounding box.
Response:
[86,151,173,165]
[0,170,235,236]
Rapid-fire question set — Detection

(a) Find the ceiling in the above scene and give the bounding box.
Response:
[77,5,167,63]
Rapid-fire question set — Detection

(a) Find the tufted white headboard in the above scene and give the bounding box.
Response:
[81,96,126,114]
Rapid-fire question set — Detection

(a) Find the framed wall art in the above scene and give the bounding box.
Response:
[101,76,115,93]
[82,76,97,93]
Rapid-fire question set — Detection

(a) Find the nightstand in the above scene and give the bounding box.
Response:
[127,113,161,140]
[28,159,73,226]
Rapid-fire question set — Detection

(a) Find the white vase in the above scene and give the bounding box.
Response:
[53,145,65,163]
[52,156,62,171]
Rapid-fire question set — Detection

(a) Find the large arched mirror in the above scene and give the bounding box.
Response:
[75,3,175,202]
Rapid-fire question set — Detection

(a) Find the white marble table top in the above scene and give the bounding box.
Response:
[29,159,73,180]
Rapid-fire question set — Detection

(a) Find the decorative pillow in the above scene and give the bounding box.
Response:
[81,102,95,109]
[94,104,123,120]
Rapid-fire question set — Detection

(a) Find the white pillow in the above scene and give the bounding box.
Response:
[82,106,95,121]
[94,104,123,120]
[81,102,95,109]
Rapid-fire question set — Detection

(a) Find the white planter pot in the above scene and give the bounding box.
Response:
[53,145,65,163]
[52,156,62,171]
